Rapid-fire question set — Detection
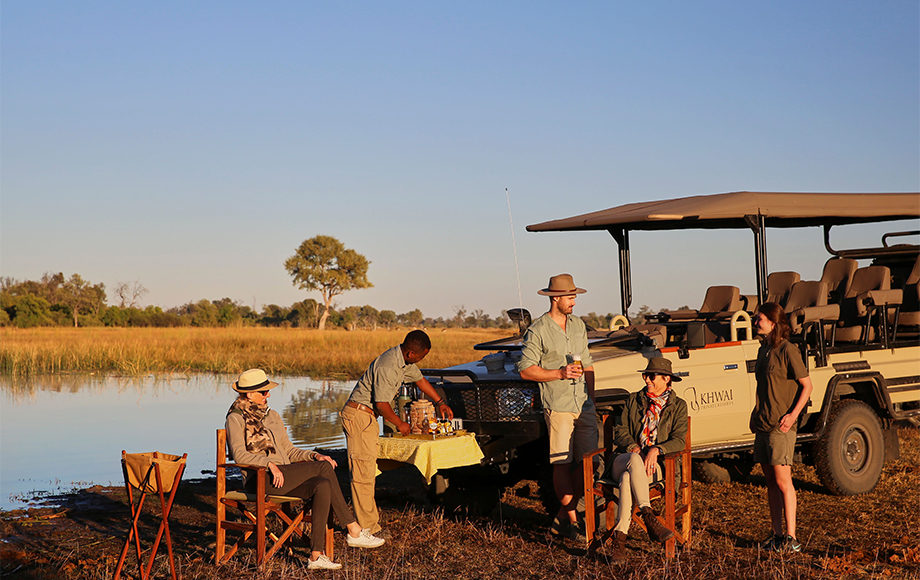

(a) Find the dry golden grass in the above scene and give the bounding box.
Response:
[4,427,919,580]
[0,327,508,379]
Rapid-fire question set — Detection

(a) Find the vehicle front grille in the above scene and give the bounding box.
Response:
[443,382,542,422]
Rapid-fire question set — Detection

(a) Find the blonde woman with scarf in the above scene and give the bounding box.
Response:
[226,369,385,570]
[605,357,688,560]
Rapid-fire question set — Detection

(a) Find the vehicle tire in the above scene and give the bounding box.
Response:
[814,399,885,496]
[428,466,502,518]
[692,459,753,484]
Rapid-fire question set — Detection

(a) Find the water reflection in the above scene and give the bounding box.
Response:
[282,382,352,449]
[0,373,354,509]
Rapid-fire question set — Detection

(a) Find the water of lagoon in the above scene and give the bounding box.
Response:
[0,374,360,510]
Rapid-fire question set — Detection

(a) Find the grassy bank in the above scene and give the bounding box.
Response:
[3,428,919,579]
[0,327,507,378]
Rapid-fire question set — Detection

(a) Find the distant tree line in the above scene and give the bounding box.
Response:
[0,273,516,330]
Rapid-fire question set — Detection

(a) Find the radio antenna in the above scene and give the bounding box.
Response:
[506,188,524,314]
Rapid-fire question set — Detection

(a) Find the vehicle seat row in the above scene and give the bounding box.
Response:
[658,286,742,321]
[891,255,920,333]
[833,265,901,342]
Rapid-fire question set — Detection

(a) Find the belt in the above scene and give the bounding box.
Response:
[346,400,375,415]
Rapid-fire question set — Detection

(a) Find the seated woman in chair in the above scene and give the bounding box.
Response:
[226,369,385,570]
[605,357,688,560]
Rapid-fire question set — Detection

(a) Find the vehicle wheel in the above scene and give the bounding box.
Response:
[692,459,752,484]
[428,466,502,518]
[814,399,885,496]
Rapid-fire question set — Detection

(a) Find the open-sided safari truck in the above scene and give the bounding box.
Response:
[423,191,920,516]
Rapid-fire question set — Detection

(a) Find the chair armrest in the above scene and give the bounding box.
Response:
[220,461,267,471]
[859,289,903,315]
[582,447,606,462]
[661,448,688,461]
[789,304,840,333]
[662,309,700,321]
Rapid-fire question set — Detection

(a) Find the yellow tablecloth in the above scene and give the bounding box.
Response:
[377,433,484,484]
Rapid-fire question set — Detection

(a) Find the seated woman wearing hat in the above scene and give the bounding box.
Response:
[226,369,385,570]
[604,357,688,560]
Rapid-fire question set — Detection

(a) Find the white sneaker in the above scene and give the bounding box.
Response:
[346,528,386,548]
[307,554,342,570]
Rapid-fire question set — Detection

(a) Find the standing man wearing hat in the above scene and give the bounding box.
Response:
[603,357,687,559]
[341,330,454,536]
[517,273,598,540]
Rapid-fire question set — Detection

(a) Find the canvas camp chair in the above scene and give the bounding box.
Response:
[114,451,187,580]
[583,417,691,558]
[215,429,333,568]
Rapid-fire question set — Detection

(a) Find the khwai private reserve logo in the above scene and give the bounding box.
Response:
[683,385,734,411]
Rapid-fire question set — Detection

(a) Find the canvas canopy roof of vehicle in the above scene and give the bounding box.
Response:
[526,191,920,232]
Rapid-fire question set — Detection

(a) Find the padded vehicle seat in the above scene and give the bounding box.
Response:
[766,271,801,307]
[661,286,742,321]
[836,266,902,343]
[891,255,920,332]
[820,258,858,305]
[785,281,839,334]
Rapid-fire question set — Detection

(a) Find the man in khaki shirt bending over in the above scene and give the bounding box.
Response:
[517,274,597,541]
[341,330,454,535]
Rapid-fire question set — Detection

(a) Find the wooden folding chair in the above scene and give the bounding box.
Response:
[114,451,187,580]
[215,429,333,567]
[583,416,691,557]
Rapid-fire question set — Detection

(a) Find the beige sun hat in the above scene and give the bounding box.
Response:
[537,273,587,296]
[232,369,279,393]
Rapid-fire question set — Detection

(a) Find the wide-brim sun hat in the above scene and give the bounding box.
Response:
[638,357,682,381]
[537,273,587,296]
[232,368,280,392]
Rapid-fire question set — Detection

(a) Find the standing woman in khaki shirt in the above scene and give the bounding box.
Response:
[750,303,814,553]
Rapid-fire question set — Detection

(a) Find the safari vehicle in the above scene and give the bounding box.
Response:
[423,191,920,515]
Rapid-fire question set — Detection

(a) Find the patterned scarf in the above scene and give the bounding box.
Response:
[227,397,276,456]
[639,386,671,449]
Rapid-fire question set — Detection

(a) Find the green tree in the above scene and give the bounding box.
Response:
[289,299,321,328]
[8,294,54,328]
[284,236,372,330]
[378,309,396,329]
[398,309,424,327]
[61,274,106,327]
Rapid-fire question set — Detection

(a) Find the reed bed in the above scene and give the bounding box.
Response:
[0,327,508,379]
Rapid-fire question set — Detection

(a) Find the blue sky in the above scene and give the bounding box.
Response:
[2,2,918,319]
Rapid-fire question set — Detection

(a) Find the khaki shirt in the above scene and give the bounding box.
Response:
[749,339,809,433]
[347,345,423,408]
[517,312,594,413]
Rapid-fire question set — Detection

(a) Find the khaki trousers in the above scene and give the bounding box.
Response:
[610,452,662,534]
[341,405,381,533]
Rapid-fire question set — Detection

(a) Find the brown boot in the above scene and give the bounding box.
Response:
[609,531,628,561]
[640,507,675,543]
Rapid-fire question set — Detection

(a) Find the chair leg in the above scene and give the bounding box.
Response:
[114,476,147,580]
[664,476,676,558]
[142,461,185,580]
[583,457,597,544]
[325,512,335,560]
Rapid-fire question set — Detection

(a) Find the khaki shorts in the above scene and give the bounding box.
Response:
[544,409,599,465]
[753,428,796,466]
